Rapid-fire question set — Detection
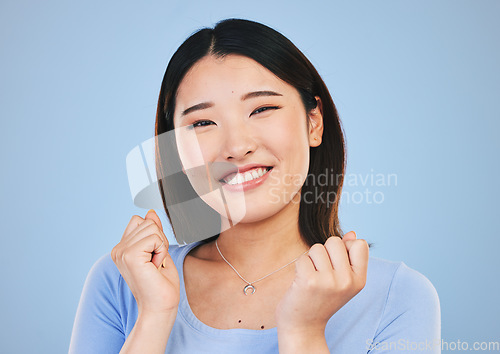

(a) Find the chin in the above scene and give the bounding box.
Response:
[227,202,288,225]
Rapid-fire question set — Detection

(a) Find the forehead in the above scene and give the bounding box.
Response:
[175,54,294,108]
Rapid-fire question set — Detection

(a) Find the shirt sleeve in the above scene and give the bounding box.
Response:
[367,263,441,354]
[69,253,126,354]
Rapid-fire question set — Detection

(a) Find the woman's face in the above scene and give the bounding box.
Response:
[173,54,322,224]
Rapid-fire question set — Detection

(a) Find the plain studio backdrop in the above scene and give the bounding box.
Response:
[1,1,498,353]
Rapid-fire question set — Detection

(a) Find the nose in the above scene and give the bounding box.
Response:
[220,120,257,160]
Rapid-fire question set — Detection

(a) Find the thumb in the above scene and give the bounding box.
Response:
[342,231,357,242]
[145,209,163,231]
[159,252,180,285]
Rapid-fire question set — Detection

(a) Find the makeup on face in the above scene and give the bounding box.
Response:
[173,54,312,222]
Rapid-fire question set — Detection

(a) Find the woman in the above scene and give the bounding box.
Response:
[69,18,440,353]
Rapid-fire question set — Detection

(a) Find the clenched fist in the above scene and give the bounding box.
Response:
[276,231,369,336]
[111,209,180,317]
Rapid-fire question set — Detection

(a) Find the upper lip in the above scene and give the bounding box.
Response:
[216,163,272,182]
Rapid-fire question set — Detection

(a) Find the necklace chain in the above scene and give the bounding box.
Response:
[215,238,309,289]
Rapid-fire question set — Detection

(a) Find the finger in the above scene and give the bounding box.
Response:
[344,239,369,276]
[121,218,156,245]
[144,211,170,248]
[124,221,164,247]
[294,253,316,279]
[125,224,172,273]
[127,233,166,268]
[121,215,145,241]
[324,236,351,274]
[158,252,180,286]
[306,244,333,272]
[342,231,357,242]
[145,209,163,231]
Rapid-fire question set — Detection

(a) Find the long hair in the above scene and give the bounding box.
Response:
[155,18,354,247]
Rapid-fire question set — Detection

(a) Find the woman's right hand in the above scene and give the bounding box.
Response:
[111,209,180,317]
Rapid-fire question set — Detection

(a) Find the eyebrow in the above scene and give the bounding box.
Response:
[180,90,283,117]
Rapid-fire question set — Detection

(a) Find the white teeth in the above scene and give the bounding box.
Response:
[223,167,270,185]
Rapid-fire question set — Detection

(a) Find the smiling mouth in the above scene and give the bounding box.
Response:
[220,167,273,185]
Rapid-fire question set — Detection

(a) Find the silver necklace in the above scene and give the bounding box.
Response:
[215,238,309,295]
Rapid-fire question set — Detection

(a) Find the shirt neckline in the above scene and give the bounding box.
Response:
[176,241,278,339]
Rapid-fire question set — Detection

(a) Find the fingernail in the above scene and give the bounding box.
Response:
[162,257,167,268]
[147,209,155,214]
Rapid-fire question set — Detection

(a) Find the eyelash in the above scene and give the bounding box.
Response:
[190,106,281,128]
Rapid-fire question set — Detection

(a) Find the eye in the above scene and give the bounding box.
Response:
[251,106,281,116]
[189,120,215,129]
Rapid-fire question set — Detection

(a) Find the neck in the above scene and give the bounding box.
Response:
[214,192,310,279]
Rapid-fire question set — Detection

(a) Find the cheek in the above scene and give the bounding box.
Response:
[176,145,196,171]
[277,117,309,160]
[175,129,207,169]
[267,117,310,186]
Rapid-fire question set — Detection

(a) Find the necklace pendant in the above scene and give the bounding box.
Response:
[243,284,256,295]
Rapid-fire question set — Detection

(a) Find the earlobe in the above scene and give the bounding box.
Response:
[308,96,324,147]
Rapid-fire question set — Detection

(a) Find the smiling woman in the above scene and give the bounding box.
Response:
[69,18,441,354]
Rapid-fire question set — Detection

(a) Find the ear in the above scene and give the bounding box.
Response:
[308,96,324,147]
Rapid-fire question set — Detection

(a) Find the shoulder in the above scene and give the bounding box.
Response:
[389,261,440,314]
[368,256,439,305]
[82,253,122,297]
[375,257,438,300]
[88,252,120,280]
[326,256,440,349]
[368,257,441,329]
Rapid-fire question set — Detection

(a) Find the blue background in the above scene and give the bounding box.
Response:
[1,0,498,353]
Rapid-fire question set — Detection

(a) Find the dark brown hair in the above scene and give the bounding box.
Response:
[154,18,357,247]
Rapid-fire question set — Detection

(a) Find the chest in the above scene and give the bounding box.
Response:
[183,255,293,330]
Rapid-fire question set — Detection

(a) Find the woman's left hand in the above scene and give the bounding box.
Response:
[275,231,369,336]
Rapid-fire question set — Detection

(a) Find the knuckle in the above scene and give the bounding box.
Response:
[356,239,368,247]
[309,243,325,253]
[149,232,159,239]
[110,246,117,261]
[130,215,143,224]
[337,279,352,293]
[111,244,123,259]
[149,233,163,246]
[325,235,342,245]
[122,249,133,263]
[305,277,319,290]
[324,236,342,249]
